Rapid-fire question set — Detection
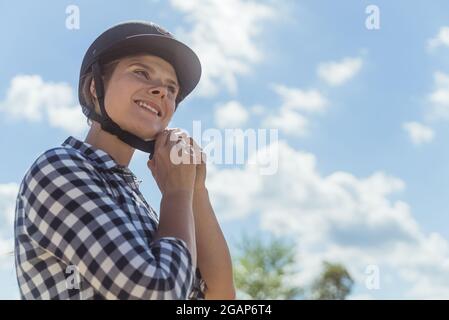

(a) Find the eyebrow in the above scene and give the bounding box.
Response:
[128,61,179,88]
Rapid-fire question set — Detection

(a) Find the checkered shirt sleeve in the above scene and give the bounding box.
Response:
[14,145,206,299]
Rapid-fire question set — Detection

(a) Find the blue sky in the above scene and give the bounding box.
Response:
[2,0,449,299]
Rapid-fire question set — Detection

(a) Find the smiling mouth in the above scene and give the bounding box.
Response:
[134,100,161,117]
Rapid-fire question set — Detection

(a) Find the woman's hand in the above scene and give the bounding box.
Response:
[149,128,198,271]
[147,128,197,196]
[165,128,207,191]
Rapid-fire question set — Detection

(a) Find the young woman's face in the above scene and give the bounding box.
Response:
[91,54,180,140]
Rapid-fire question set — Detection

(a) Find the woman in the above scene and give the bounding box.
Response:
[14,21,235,300]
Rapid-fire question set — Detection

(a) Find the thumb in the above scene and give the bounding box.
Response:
[147,158,156,173]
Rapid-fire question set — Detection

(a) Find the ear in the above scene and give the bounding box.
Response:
[89,79,97,99]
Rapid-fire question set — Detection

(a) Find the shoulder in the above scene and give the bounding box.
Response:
[33,145,93,171]
[22,145,99,190]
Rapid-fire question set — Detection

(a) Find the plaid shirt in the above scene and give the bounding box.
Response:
[14,136,206,300]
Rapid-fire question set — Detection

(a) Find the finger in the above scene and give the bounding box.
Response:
[169,129,188,144]
[181,145,195,164]
[188,137,203,154]
[168,134,190,157]
[166,129,180,145]
[188,136,199,148]
[201,150,207,163]
[164,129,175,146]
[147,154,156,169]
[176,139,190,160]
[173,141,192,163]
[187,137,204,164]
[176,133,188,143]
[147,156,154,167]
[194,149,205,165]
[154,129,171,153]
[184,140,198,164]
[169,128,189,140]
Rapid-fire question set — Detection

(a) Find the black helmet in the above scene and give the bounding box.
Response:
[78,21,202,159]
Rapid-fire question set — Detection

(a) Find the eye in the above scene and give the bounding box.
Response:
[134,69,149,79]
[168,86,177,94]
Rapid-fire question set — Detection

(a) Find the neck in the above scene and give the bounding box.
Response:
[85,122,135,167]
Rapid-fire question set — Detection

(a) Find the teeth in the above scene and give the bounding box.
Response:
[136,100,159,116]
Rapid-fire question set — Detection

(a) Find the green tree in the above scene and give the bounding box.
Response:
[233,232,302,299]
[310,261,354,300]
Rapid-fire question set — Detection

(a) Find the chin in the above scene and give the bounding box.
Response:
[141,125,165,141]
[126,114,168,140]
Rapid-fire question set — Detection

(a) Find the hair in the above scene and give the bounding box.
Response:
[80,59,121,126]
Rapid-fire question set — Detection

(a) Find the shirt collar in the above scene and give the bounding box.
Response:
[62,136,126,171]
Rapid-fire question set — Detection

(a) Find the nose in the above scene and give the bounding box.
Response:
[148,85,168,99]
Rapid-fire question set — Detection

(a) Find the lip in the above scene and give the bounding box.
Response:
[133,99,163,117]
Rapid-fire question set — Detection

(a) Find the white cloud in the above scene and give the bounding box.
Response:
[0,183,18,269]
[428,26,449,50]
[258,84,327,137]
[272,84,328,113]
[207,141,449,298]
[0,75,87,134]
[206,164,263,221]
[0,183,19,229]
[214,100,249,128]
[250,104,266,116]
[402,122,434,145]
[317,57,363,86]
[0,238,13,260]
[169,0,278,96]
[263,107,308,137]
[428,71,449,120]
